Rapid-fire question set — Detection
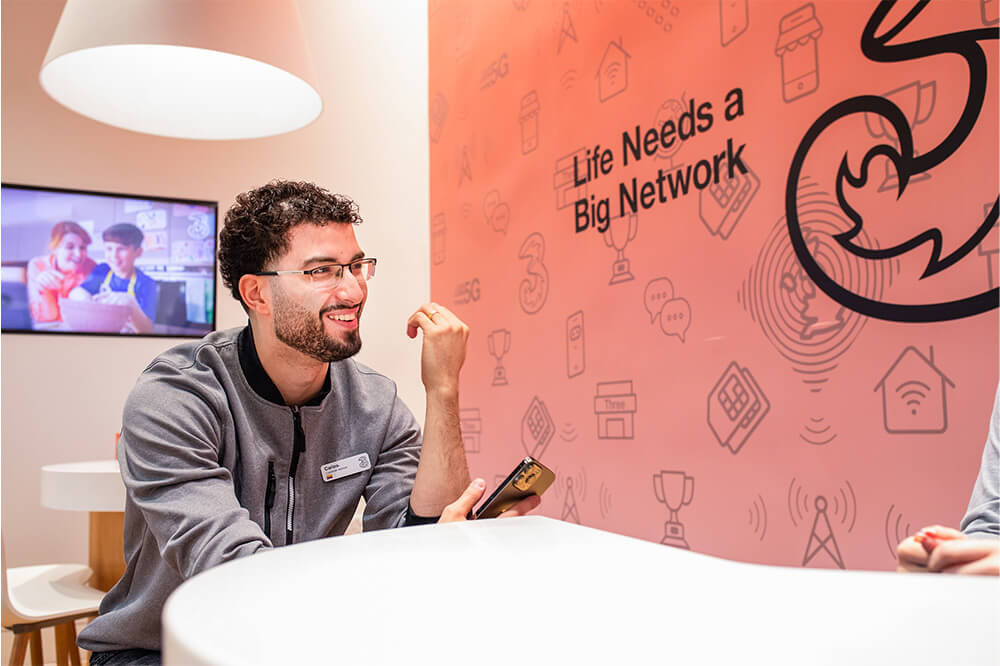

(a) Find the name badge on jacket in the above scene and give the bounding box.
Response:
[321,453,371,482]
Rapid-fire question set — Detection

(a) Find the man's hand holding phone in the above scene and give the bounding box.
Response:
[438,478,541,523]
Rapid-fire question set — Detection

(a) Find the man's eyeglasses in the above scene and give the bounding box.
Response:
[254,258,377,288]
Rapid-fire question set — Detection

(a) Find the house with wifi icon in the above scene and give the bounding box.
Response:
[874,346,955,434]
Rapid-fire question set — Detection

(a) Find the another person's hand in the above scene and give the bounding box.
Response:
[898,525,1000,575]
[406,303,469,394]
[438,478,541,523]
[67,286,92,301]
[94,290,135,307]
[34,269,63,290]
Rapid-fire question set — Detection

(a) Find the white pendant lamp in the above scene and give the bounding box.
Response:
[39,0,322,140]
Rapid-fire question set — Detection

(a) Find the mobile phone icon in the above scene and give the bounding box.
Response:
[707,362,770,454]
[521,396,555,459]
[566,310,585,378]
[720,0,749,46]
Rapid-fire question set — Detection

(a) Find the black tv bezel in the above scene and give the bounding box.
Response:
[1,181,219,340]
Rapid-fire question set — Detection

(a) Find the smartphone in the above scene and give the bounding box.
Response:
[469,456,555,519]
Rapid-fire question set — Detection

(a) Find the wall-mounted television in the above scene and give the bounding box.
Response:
[1,183,217,337]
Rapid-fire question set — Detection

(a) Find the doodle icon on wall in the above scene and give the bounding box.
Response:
[982,0,999,25]
[488,328,511,386]
[553,148,588,209]
[557,2,577,54]
[429,92,448,144]
[598,482,613,519]
[864,81,936,192]
[458,145,472,186]
[519,91,540,154]
[483,189,511,235]
[643,277,691,343]
[653,98,687,170]
[698,158,760,240]
[653,470,694,549]
[459,408,482,454]
[884,504,912,560]
[720,0,749,46]
[594,380,637,439]
[802,496,844,569]
[566,310,586,378]
[874,346,954,434]
[774,3,823,103]
[597,38,629,102]
[748,494,767,542]
[604,212,637,284]
[788,477,855,570]
[707,361,770,454]
[562,477,581,523]
[521,396,555,459]
[453,277,481,305]
[518,232,549,314]
[738,179,889,396]
[431,213,446,265]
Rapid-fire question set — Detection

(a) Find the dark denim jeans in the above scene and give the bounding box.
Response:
[88,649,162,666]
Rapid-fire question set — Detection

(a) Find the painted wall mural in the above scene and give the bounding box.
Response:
[429,0,998,570]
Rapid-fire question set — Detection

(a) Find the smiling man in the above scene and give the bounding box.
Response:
[78,180,536,665]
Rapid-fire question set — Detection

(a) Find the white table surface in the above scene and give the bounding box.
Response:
[162,516,999,665]
[40,459,125,512]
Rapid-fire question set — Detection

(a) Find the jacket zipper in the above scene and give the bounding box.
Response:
[286,406,306,545]
[263,461,276,541]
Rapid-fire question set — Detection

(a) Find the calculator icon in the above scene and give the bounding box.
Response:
[521,396,555,459]
[707,362,770,454]
[698,161,760,240]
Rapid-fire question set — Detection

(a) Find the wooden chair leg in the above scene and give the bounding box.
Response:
[65,622,80,666]
[27,631,42,666]
[54,624,69,666]
[7,633,28,666]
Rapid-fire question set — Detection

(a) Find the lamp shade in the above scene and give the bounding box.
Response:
[40,0,322,140]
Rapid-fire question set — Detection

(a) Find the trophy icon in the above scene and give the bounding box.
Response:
[864,80,936,192]
[653,470,694,549]
[488,329,511,386]
[603,212,638,285]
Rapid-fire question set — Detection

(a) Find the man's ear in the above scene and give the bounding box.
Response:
[239,274,271,316]
[134,246,143,259]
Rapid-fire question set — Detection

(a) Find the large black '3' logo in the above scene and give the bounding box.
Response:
[786,1,999,322]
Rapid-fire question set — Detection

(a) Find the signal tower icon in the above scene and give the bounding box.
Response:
[561,478,581,523]
[802,496,844,569]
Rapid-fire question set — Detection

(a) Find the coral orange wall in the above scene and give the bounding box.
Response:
[429,0,998,570]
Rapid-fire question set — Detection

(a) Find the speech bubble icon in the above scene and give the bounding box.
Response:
[643,278,674,324]
[659,297,691,342]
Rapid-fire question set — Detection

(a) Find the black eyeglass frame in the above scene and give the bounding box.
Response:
[253,257,377,285]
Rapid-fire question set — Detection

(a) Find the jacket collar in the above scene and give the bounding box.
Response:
[237,324,331,407]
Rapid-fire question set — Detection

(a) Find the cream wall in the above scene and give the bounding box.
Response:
[1,0,430,567]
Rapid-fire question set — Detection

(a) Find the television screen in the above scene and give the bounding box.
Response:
[1,183,217,337]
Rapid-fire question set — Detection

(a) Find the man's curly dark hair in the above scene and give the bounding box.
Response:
[218,180,363,309]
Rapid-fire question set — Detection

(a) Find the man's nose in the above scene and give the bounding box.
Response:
[335,270,365,302]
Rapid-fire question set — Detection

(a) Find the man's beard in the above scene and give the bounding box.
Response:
[272,287,362,363]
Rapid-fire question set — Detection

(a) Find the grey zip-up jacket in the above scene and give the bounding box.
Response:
[78,326,425,652]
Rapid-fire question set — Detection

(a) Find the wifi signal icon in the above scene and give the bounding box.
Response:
[559,69,577,92]
[786,477,856,534]
[874,346,954,434]
[884,504,912,559]
[555,467,587,501]
[748,494,767,541]
[597,39,629,103]
[599,482,613,519]
[897,380,930,415]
